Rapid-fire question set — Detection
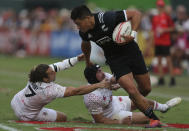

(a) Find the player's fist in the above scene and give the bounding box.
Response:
[77,53,85,61]
[99,79,111,89]
[120,35,134,45]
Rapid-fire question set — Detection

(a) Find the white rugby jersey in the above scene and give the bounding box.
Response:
[84,73,114,118]
[11,82,67,119]
[11,57,78,120]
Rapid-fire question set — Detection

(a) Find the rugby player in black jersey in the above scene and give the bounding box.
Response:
[71,5,161,128]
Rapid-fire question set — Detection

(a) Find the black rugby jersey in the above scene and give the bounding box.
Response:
[79,10,136,60]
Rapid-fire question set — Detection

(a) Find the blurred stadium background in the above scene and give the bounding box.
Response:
[0,0,189,130]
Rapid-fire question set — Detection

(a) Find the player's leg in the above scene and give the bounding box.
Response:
[166,55,176,86]
[133,73,151,96]
[131,112,149,124]
[155,45,165,85]
[157,55,165,85]
[112,111,149,124]
[118,74,160,121]
[56,111,67,121]
[34,108,67,122]
[131,97,182,113]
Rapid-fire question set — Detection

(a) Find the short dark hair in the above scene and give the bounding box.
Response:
[71,5,92,20]
[84,64,100,84]
[29,64,49,83]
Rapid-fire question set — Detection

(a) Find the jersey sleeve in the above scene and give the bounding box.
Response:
[84,93,103,115]
[45,83,67,98]
[79,31,90,42]
[49,57,78,72]
[103,10,127,27]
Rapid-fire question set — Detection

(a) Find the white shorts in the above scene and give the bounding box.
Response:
[33,108,57,121]
[11,100,57,121]
[11,96,57,121]
[111,96,132,120]
[17,108,57,122]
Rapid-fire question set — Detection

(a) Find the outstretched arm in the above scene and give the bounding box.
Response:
[64,79,110,97]
[49,54,84,72]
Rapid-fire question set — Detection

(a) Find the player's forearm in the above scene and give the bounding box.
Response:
[126,10,142,31]
[81,42,91,66]
[74,83,101,95]
[49,57,78,72]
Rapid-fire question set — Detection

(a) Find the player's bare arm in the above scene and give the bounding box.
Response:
[77,53,85,61]
[121,9,142,44]
[81,41,93,66]
[64,79,111,97]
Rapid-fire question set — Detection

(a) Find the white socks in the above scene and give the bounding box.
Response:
[153,101,169,112]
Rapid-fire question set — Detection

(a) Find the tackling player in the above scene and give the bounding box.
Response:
[11,54,111,122]
[83,64,181,125]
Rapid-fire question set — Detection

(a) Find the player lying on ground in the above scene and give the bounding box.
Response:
[11,54,111,122]
[83,64,182,125]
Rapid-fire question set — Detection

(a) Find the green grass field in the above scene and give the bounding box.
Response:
[0,54,189,131]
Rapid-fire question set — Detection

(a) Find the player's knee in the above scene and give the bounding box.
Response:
[121,116,132,125]
[56,112,67,122]
[141,87,151,96]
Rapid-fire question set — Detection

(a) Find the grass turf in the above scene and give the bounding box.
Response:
[0,54,188,131]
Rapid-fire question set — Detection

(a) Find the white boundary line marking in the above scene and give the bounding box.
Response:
[0,123,19,131]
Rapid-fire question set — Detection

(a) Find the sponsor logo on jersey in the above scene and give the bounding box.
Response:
[96,36,112,45]
[101,24,108,32]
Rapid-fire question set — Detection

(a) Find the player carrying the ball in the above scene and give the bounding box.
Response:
[71,5,162,128]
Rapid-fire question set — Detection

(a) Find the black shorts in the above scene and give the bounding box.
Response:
[155,45,170,56]
[106,42,148,81]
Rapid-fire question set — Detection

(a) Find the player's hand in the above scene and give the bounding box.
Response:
[77,53,85,61]
[120,35,134,45]
[98,79,111,89]
[110,84,120,90]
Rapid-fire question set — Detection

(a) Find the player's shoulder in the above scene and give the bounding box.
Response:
[96,10,117,24]
[35,82,53,89]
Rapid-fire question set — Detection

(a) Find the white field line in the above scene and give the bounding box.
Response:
[0,124,19,131]
[1,69,189,101]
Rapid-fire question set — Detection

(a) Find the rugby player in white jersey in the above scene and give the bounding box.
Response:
[11,54,111,122]
[83,64,182,125]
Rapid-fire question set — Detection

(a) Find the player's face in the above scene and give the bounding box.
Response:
[46,67,56,82]
[96,68,105,82]
[74,17,92,32]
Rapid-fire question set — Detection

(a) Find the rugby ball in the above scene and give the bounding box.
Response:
[112,21,132,43]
